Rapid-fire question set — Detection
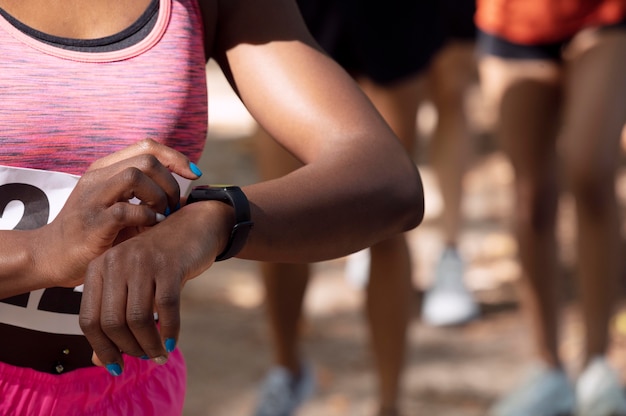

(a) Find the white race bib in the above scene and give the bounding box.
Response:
[0,165,83,334]
[0,165,192,335]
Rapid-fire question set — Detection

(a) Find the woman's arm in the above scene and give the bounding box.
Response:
[79,0,425,373]
[211,0,424,262]
[0,140,202,299]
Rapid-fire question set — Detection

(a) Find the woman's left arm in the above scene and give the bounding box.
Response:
[211,0,425,262]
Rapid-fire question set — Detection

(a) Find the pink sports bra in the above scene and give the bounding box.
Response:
[0,0,208,175]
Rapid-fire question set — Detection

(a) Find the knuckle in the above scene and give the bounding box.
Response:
[108,203,128,223]
[121,166,145,186]
[126,309,154,330]
[155,293,179,311]
[137,138,158,152]
[137,154,161,173]
[100,314,126,334]
[95,251,125,276]
[78,314,99,335]
[79,170,97,186]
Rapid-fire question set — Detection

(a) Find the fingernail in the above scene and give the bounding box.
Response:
[174,202,181,212]
[164,206,171,217]
[140,355,150,360]
[106,363,122,376]
[165,338,176,353]
[189,162,203,177]
[156,213,166,223]
[153,355,168,365]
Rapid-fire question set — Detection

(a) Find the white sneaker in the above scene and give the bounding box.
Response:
[421,248,479,326]
[489,363,576,416]
[253,364,315,416]
[344,248,370,289]
[576,356,626,416]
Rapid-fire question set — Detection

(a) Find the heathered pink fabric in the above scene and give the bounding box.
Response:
[0,0,208,175]
[0,0,205,412]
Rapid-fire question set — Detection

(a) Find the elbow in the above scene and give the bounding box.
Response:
[388,162,425,233]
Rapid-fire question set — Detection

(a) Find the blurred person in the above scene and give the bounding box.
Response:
[252,1,443,415]
[475,0,626,414]
[0,0,426,414]
[420,0,481,327]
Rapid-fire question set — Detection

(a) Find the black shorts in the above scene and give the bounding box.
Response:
[478,18,626,61]
[297,0,445,85]
[438,0,477,41]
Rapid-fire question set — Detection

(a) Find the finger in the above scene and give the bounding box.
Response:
[84,163,177,219]
[126,275,169,364]
[91,351,104,367]
[79,263,125,376]
[98,261,147,359]
[89,203,164,251]
[109,163,179,215]
[121,156,183,213]
[153,275,183,357]
[87,138,203,180]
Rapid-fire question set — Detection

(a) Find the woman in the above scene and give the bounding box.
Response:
[0,0,425,414]
[476,0,626,414]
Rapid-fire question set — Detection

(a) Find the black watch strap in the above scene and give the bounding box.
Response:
[186,185,254,261]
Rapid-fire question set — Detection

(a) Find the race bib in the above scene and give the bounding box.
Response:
[0,165,83,334]
[0,165,192,335]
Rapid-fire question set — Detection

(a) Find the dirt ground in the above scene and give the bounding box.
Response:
[177,62,626,416]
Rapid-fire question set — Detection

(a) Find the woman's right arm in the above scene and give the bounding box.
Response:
[0,229,47,297]
[0,139,202,298]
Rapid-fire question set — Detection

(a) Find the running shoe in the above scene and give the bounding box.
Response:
[344,248,370,289]
[253,364,315,416]
[489,363,576,416]
[421,247,479,326]
[576,356,626,416]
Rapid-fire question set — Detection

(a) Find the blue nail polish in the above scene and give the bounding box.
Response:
[165,338,176,353]
[106,363,122,377]
[174,202,181,212]
[140,355,150,360]
[189,162,203,177]
[164,206,171,216]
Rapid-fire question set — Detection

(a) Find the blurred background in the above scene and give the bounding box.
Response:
[177,60,626,416]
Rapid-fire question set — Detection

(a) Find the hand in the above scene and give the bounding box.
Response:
[38,139,202,288]
[78,200,232,375]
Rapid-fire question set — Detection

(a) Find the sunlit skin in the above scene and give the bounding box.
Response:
[0,0,425,376]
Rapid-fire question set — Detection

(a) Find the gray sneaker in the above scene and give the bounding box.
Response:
[576,356,626,416]
[253,364,315,416]
[421,248,479,326]
[489,363,576,416]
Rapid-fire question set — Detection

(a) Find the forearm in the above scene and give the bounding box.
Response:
[209,0,425,262]
[239,148,424,263]
[0,229,50,298]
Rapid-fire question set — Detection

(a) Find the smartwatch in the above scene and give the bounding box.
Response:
[186,185,254,261]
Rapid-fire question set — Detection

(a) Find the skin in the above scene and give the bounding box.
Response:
[479,26,626,381]
[427,40,476,249]
[255,41,478,415]
[255,71,422,415]
[0,0,424,375]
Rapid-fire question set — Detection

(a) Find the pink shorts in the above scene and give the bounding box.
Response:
[0,349,186,416]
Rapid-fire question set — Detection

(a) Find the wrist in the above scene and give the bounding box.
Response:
[181,200,233,261]
[31,225,80,288]
[186,185,254,261]
[0,229,52,297]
